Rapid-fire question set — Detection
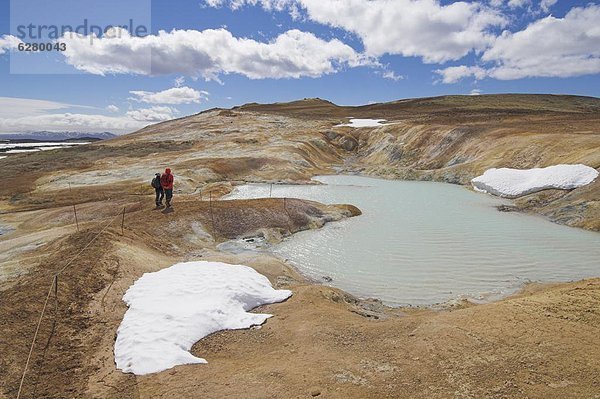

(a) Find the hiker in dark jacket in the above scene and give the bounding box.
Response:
[160,168,174,207]
[151,172,164,207]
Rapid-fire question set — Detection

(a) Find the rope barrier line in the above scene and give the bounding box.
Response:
[15,277,55,399]
[209,191,216,234]
[68,183,80,232]
[15,207,126,399]
[56,209,123,275]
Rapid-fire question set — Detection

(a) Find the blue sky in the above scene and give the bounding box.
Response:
[0,0,599,133]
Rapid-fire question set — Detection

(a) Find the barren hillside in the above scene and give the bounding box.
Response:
[1,94,599,399]
[2,94,599,229]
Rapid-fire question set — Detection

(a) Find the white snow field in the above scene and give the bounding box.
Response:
[114,261,292,375]
[335,118,388,128]
[471,164,599,198]
[0,142,88,150]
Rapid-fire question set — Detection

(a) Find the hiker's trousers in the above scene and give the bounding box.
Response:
[155,187,164,205]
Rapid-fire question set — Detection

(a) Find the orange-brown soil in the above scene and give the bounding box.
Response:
[1,94,599,398]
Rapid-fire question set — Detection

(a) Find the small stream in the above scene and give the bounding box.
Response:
[226,175,600,306]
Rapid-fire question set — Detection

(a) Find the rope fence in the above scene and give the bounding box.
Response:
[68,183,79,232]
[15,206,126,399]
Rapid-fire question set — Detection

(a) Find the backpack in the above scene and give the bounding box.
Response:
[151,176,161,189]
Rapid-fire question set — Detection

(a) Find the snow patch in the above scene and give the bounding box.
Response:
[0,141,88,149]
[471,164,599,198]
[335,118,388,128]
[115,261,291,375]
[5,148,40,153]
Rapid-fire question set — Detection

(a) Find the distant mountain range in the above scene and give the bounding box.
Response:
[0,131,117,141]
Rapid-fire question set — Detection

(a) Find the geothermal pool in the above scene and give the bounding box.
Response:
[226,175,600,306]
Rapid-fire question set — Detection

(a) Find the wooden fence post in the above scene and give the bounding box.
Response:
[121,206,125,235]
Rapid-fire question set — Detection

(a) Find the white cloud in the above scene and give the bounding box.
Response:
[0,112,144,134]
[0,35,22,54]
[129,86,209,105]
[0,97,174,134]
[507,0,529,9]
[469,88,482,95]
[289,3,302,20]
[489,0,556,13]
[174,76,185,87]
[435,65,487,83]
[205,1,599,82]
[60,28,367,80]
[482,5,600,80]
[381,70,404,82]
[0,97,96,118]
[436,5,600,82]
[207,0,507,63]
[126,106,178,122]
[539,0,557,12]
[207,0,290,11]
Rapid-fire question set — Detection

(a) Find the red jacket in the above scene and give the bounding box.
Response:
[160,169,174,190]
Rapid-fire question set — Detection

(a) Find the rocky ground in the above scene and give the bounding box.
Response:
[1,94,599,398]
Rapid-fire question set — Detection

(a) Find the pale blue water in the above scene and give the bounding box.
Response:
[226,175,600,306]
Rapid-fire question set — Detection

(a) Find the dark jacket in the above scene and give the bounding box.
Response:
[151,175,162,190]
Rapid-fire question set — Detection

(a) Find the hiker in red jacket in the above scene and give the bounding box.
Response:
[160,168,174,208]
